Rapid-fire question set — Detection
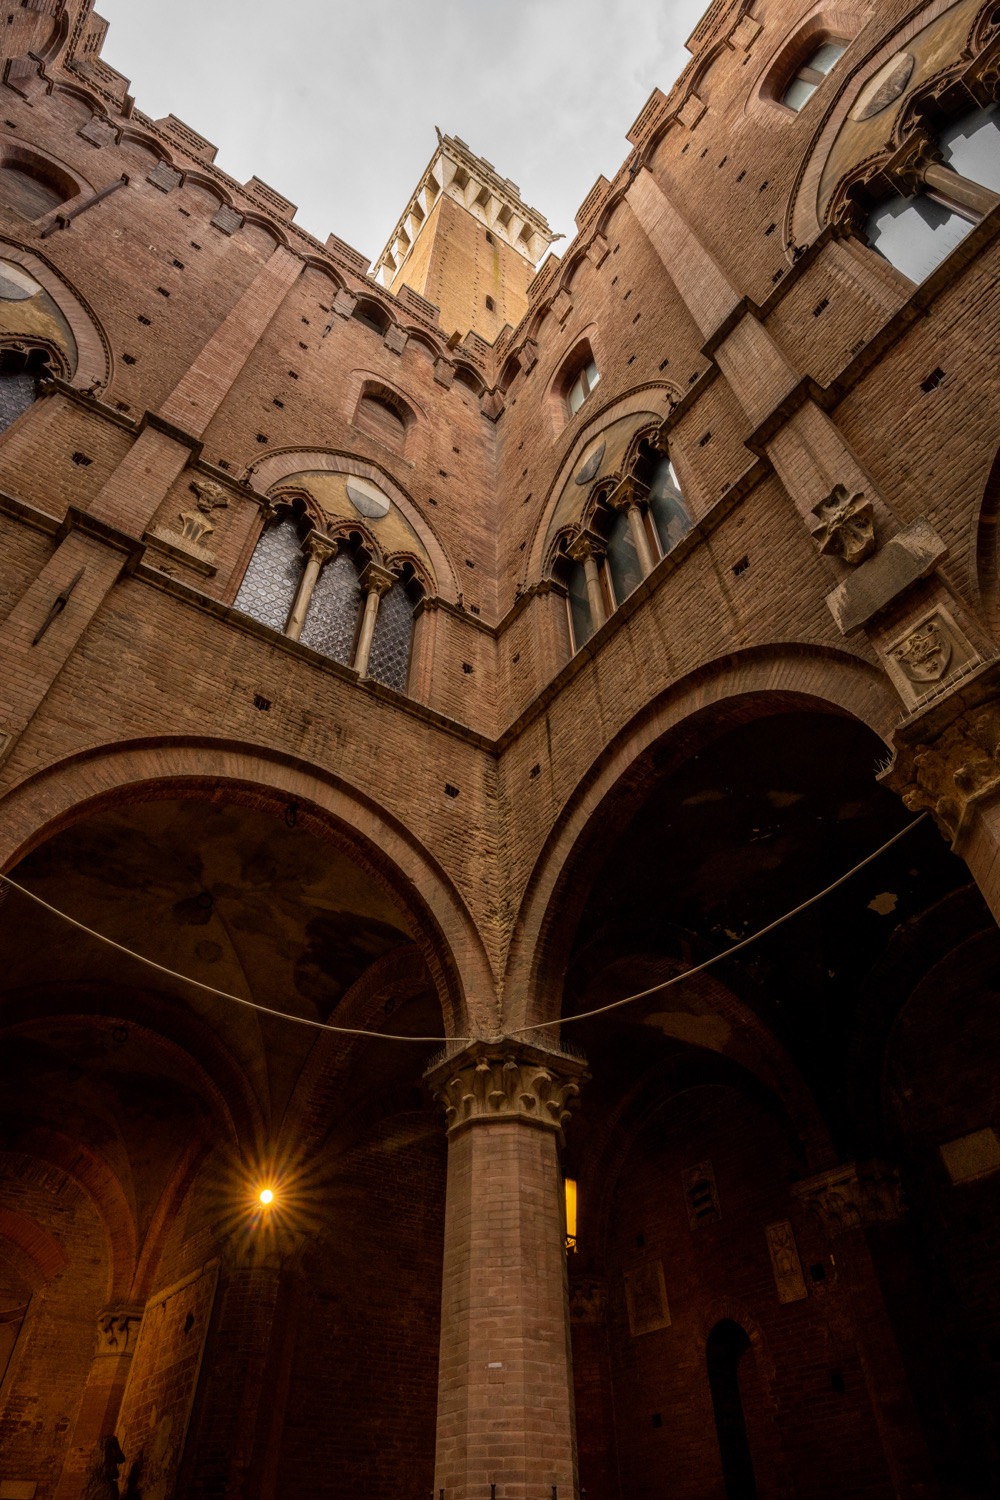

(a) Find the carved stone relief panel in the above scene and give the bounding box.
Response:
[884,605,978,707]
[624,1259,671,1336]
[765,1220,808,1303]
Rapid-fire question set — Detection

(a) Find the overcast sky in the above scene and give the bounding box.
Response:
[96,0,707,268]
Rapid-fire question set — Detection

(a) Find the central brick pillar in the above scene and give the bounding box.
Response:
[427,1041,587,1500]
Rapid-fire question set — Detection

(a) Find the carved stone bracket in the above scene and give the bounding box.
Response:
[810,484,875,565]
[359,559,397,598]
[569,1273,608,1324]
[606,476,650,513]
[426,1039,588,1141]
[303,529,340,566]
[879,660,1000,846]
[95,1303,144,1357]
[793,1161,904,1235]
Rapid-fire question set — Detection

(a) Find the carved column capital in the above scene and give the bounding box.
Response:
[567,529,606,564]
[425,1039,588,1142]
[95,1302,144,1356]
[303,528,340,565]
[606,477,649,513]
[359,560,396,598]
[793,1161,904,1234]
[879,661,1000,846]
[886,128,942,197]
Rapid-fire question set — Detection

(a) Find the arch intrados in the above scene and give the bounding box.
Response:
[584,1063,814,1262]
[178,169,227,208]
[0,991,256,1150]
[502,656,898,1029]
[0,1204,67,1285]
[0,743,494,1037]
[299,256,345,294]
[0,138,92,205]
[241,210,288,249]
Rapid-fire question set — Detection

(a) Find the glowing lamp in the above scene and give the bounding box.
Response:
[259,1187,274,1206]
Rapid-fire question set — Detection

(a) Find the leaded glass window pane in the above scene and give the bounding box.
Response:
[368,583,414,692]
[233,515,304,633]
[809,41,845,75]
[568,562,593,651]
[605,509,644,605]
[940,106,1000,194]
[783,76,816,111]
[300,550,362,664]
[649,458,692,556]
[865,193,972,283]
[0,371,37,434]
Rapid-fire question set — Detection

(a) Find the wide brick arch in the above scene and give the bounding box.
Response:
[0,738,495,1039]
[502,644,900,1032]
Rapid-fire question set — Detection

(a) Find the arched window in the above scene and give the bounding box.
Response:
[604,507,644,605]
[0,348,50,435]
[782,39,846,111]
[648,455,692,556]
[454,364,485,396]
[233,510,306,633]
[557,340,600,418]
[566,559,594,651]
[352,298,391,336]
[706,1320,758,1500]
[860,105,999,283]
[939,104,1000,195]
[300,547,363,664]
[367,566,424,692]
[354,383,413,454]
[0,153,75,219]
[864,192,973,283]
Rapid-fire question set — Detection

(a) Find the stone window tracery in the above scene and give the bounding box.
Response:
[0,348,51,435]
[233,505,423,691]
[554,438,692,655]
[853,103,1000,282]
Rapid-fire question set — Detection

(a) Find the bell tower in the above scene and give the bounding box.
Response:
[373,132,558,344]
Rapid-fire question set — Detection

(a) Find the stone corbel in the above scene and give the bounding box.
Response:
[793,1161,904,1234]
[426,1039,587,1143]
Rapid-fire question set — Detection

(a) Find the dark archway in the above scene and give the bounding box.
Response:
[707,1319,758,1500]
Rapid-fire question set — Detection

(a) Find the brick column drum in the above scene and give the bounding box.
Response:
[427,1042,588,1500]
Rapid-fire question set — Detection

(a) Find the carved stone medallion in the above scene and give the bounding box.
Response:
[849,53,916,122]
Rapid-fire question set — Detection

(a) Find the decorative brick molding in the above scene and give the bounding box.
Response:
[426,1039,586,1139]
[793,1161,904,1234]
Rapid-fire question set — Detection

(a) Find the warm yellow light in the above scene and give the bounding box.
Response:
[259,1188,274,1205]
[564,1177,577,1251]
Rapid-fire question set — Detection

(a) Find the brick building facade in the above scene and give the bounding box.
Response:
[0,1,999,1496]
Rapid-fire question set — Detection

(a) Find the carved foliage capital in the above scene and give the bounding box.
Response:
[793,1161,904,1234]
[428,1041,587,1139]
[96,1303,143,1357]
[880,670,1000,843]
[567,529,606,564]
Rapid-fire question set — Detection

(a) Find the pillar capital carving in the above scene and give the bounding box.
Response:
[359,560,396,597]
[567,528,606,564]
[606,476,649,513]
[879,661,1000,846]
[793,1161,904,1234]
[95,1302,144,1357]
[303,528,340,564]
[426,1039,587,1141]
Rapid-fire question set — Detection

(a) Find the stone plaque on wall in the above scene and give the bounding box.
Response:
[115,1262,219,1499]
[765,1220,808,1304]
[624,1260,671,1336]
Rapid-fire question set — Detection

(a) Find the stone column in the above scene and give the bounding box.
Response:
[285,530,339,641]
[608,480,656,576]
[887,130,1000,221]
[426,1040,587,1500]
[53,1303,143,1500]
[353,561,396,677]
[793,1162,936,1498]
[567,532,607,633]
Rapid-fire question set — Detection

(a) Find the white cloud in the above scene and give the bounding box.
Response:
[96,0,706,263]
